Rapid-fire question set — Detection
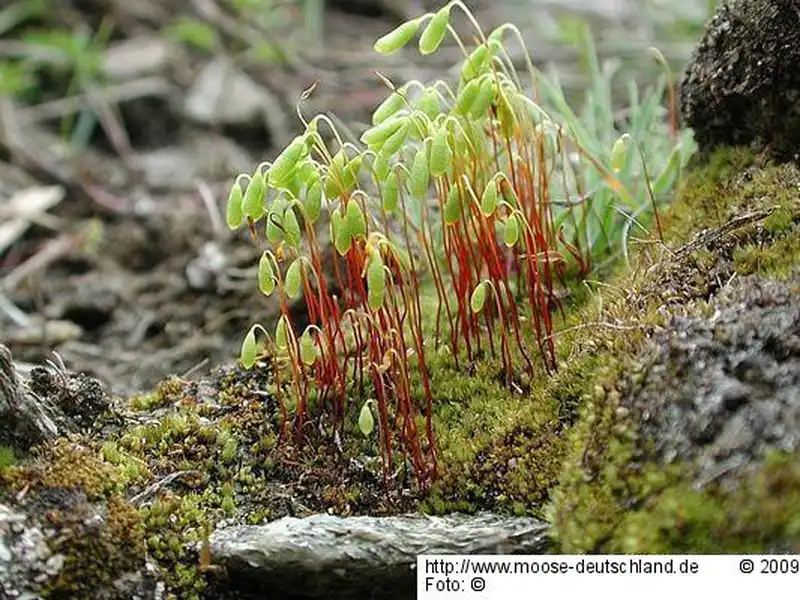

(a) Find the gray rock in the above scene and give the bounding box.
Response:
[210,512,549,599]
[183,57,291,148]
[102,37,176,82]
[680,0,800,161]
[0,345,59,453]
[629,275,800,489]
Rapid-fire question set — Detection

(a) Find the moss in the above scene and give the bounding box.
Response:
[421,349,566,516]
[5,142,799,594]
[548,146,800,553]
[0,438,146,599]
[734,232,800,279]
[0,445,15,467]
[129,375,187,411]
[47,494,146,598]
[611,451,800,553]
[2,437,124,499]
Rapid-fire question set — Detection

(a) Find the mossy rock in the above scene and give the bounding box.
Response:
[549,147,800,553]
[0,438,147,599]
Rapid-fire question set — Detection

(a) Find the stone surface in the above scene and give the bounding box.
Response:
[209,512,550,599]
[680,0,800,161]
[631,275,800,489]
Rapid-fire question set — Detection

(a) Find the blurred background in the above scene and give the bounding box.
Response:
[0,0,715,396]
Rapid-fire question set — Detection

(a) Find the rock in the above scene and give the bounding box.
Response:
[0,345,60,453]
[209,512,549,599]
[103,37,176,81]
[0,344,111,455]
[680,0,800,161]
[632,275,800,488]
[183,57,291,148]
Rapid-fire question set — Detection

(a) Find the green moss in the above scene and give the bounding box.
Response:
[0,445,15,468]
[612,451,800,553]
[48,494,145,598]
[734,231,800,278]
[421,348,566,515]
[129,375,187,411]
[0,438,146,599]
[2,437,124,499]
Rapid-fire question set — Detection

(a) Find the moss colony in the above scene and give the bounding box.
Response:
[2,146,798,598]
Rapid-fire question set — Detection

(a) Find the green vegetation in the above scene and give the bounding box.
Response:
[549,146,800,553]
[7,1,800,597]
[0,0,112,146]
[225,0,693,488]
[165,0,325,63]
[3,146,796,598]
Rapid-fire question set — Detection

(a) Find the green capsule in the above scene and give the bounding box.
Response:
[269,136,307,188]
[335,225,352,256]
[295,160,318,186]
[382,172,399,212]
[275,315,290,351]
[284,259,303,299]
[283,207,301,248]
[366,254,386,310]
[304,180,323,223]
[266,211,284,245]
[444,184,462,224]
[372,153,391,181]
[380,121,410,158]
[470,77,496,119]
[372,85,409,125]
[374,18,421,56]
[325,151,362,199]
[419,7,450,55]
[242,171,266,220]
[455,77,482,115]
[428,127,451,177]
[358,401,375,436]
[332,210,352,256]
[460,43,490,81]
[226,181,244,229]
[257,252,275,296]
[496,91,517,137]
[481,179,498,216]
[409,146,430,198]
[504,214,520,247]
[325,150,347,199]
[361,116,406,150]
[610,133,631,173]
[470,281,489,313]
[417,88,441,120]
[341,154,363,192]
[300,329,317,365]
[345,199,367,239]
[239,325,259,369]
